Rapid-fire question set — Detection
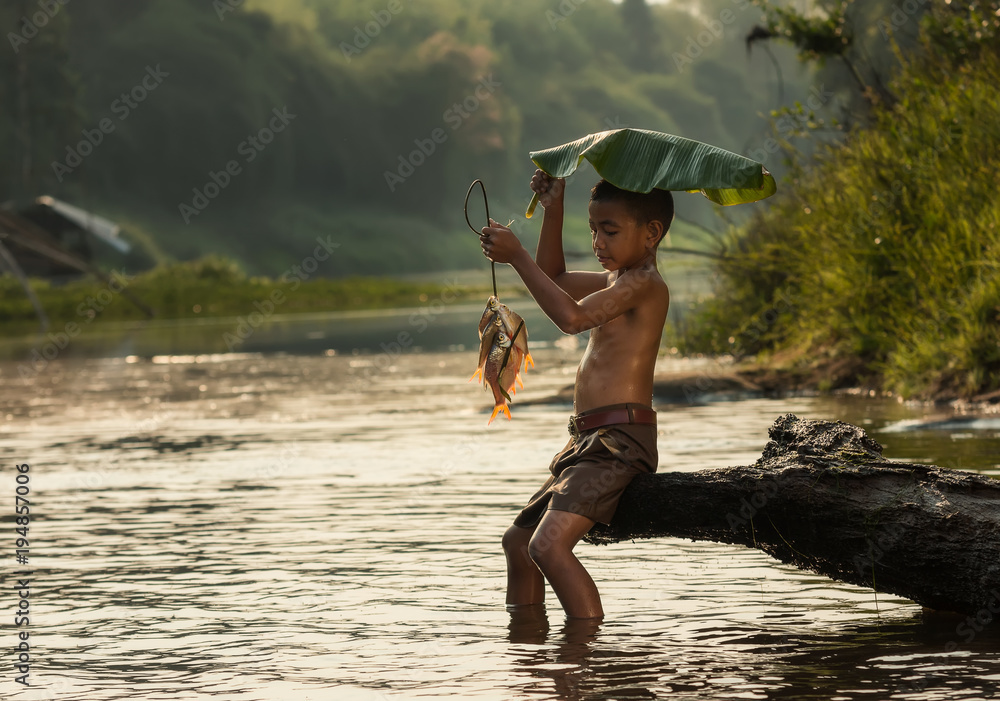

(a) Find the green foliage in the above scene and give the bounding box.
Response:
[2,0,819,276]
[923,0,1000,61]
[0,258,483,327]
[751,0,941,120]
[687,2,1000,398]
[758,0,852,59]
[0,0,83,200]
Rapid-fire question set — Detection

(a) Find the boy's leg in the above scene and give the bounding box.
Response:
[506,598,550,644]
[502,523,546,606]
[527,509,603,619]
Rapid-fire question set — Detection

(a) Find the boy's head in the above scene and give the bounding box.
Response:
[589,180,674,248]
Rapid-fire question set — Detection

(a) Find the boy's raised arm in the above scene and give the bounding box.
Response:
[481,222,659,336]
[531,171,567,280]
[530,170,608,301]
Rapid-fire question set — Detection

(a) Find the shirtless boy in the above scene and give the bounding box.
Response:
[480,170,672,619]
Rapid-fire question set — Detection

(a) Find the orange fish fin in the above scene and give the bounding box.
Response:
[525,352,535,370]
[469,368,483,383]
[516,374,524,389]
[488,403,512,424]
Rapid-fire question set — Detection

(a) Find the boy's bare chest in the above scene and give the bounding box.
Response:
[590,311,634,344]
[576,315,653,401]
[582,318,638,367]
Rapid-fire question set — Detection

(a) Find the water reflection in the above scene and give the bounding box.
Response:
[502,606,1000,701]
[2,347,1000,700]
[508,610,659,700]
[0,303,565,362]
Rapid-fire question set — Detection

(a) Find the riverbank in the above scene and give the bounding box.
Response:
[677,355,1000,415]
[6,260,995,414]
[0,257,512,334]
[520,349,1000,417]
[681,11,1000,404]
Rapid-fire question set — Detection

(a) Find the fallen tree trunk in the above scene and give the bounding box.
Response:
[587,413,1000,615]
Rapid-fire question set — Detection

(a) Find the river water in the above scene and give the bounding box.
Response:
[1,307,999,700]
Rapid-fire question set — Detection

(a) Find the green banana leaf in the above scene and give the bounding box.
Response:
[526,128,776,217]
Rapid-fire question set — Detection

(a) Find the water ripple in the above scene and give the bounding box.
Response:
[2,352,998,699]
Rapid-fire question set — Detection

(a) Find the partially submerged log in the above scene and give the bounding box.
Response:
[588,413,1000,615]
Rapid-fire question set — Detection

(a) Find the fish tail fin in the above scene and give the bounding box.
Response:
[488,403,512,425]
[506,376,518,395]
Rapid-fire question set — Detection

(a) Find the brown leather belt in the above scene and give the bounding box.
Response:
[568,405,656,437]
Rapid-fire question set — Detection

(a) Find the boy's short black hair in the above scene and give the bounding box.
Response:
[590,180,674,245]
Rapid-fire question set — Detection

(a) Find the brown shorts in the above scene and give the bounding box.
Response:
[512,403,658,528]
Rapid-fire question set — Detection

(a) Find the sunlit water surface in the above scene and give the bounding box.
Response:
[2,345,1000,700]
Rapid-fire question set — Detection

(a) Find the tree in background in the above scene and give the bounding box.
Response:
[621,0,659,71]
[1,0,82,202]
[688,0,1000,399]
[1,0,819,276]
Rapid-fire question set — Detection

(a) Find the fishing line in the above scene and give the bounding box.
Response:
[464,179,498,299]
[496,318,525,402]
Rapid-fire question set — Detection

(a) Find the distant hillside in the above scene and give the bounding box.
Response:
[1,0,820,276]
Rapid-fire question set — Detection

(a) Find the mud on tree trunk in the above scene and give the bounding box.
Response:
[587,413,1000,615]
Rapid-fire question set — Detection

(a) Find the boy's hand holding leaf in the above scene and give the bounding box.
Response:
[529,169,565,211]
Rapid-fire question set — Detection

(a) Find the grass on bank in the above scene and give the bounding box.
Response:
[679,11,1000,400]
[0,256,492,330]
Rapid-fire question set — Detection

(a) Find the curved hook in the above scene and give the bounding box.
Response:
[464,179,491,234]
[465,179,497,298]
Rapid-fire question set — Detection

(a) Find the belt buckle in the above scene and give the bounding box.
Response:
[567,416,580,438]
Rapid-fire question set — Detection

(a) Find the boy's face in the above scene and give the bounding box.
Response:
[588,199,661,271]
